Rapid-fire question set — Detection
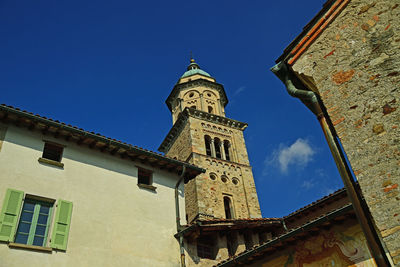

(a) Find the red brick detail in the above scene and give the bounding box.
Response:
[332,70,355,84]
[384,184,399,193]
[385,24,391,31]
[333,117,345,126]
[324,49,336,59]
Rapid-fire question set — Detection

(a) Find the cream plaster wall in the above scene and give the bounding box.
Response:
[0,125,185,267]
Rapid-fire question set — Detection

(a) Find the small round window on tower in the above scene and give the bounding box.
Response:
[207,93,211,97]
[189,92,194,98]
[232,177,239,185]
[221,175,228,183]
[210,173,217,180]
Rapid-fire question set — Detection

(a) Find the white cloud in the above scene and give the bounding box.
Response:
[265,138,315,174]
[234,86,246,96]
[301,180,315,190]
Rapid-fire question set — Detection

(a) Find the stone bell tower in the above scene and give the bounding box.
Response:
[159,59,261,223]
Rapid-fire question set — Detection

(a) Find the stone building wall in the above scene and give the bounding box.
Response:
[190,117,261,219]
[164,121,200,222]
[290,0,400,264]
[165,121,193,162]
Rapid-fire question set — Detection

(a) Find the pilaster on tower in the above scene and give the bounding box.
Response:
[160,59,261,223]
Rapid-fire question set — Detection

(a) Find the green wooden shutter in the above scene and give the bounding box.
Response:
[0,188,24,242]
[50,199,72,250]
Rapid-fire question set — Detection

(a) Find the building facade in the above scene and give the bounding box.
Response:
[0,105,203,267]
[272,0,400,266]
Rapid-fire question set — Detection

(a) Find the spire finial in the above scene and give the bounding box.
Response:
[190,51,195,63]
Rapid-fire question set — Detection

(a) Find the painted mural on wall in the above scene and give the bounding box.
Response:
[261,224,376,267]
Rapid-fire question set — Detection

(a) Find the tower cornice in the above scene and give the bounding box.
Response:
[158,107,247,153]
[165,78,229,112]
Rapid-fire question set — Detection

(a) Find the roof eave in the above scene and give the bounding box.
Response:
[215,204,354,267]
[275,0,348,65]
[0,104,205,178]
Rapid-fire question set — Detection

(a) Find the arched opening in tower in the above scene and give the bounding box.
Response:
[204,135,212,156]
[223,140,230,161]
[223,196,234,219]
[214,138,221,159]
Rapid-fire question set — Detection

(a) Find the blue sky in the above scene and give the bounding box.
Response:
[1,0,344,217]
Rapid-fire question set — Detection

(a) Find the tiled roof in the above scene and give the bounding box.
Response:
[198,217,281,224]
[214,203,354,267]
[284,187,347,219]
[0,104,205,177]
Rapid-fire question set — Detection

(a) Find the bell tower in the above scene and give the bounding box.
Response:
[159,59,261,223]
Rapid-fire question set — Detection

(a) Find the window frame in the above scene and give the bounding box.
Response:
[14,197,54,247]
[137,167,157,191]
[38,141,65,168]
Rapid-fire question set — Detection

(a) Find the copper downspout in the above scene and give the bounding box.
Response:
[175,166,186,267]
[271,61,391,267]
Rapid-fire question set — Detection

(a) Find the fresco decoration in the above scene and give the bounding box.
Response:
[264,225,377,267]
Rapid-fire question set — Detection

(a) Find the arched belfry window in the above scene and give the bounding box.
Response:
[214,138,221,159]
[208,106,213,114]
[204,135,212,156]
[223,140,230,161]
[223,196,234,219]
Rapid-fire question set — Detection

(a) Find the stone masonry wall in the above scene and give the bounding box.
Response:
[166,121,193,162]
[291,0,400,264]
[190,117,261,219]
[165,121,199,223]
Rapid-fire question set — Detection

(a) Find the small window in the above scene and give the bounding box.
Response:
[138,168,152,185]
[208,106,213,114]
[42,142,63,162]
[189,92,194,98]
[190,105,196,110]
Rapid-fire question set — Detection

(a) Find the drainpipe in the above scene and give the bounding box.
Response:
[271,61,391,267]
[175,165,186,267]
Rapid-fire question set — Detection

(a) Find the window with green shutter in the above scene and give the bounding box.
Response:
[0,189,73,251]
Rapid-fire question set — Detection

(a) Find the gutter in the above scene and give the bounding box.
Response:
[271,61,391,267]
